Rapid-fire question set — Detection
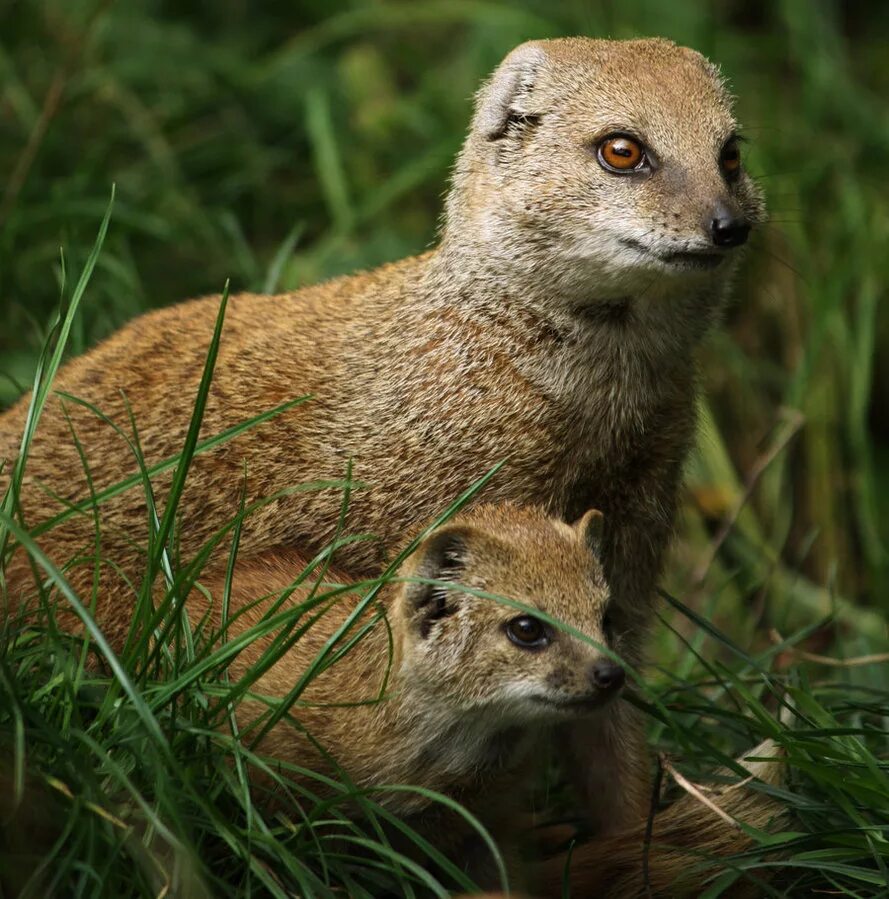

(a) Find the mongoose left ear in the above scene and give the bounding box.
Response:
[403,528,470,638]
[574,509,605,563]
[475,41,549,140]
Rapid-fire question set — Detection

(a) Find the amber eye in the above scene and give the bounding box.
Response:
[720,140,741,178]
[506,616,549,649]
[598,135,646,172]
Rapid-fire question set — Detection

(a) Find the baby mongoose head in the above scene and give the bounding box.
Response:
[392,504,622,722]
[446,37,766,301]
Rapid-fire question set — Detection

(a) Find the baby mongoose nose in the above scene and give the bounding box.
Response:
[709,204,750,248]
[590,660,626,692]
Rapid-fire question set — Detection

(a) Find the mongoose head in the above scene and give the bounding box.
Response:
[446,37,766,303]
[392,504,622,723]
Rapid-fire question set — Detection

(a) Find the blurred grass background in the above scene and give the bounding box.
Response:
[1,0,889,894]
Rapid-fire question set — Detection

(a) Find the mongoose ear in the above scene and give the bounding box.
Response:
[476,42,549,140]
[574,509,605,563]
[403,528,470,639]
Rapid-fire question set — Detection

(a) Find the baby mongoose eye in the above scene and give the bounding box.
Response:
[597,135,646,173]
[506,615,550,649]
[720,139,742,179]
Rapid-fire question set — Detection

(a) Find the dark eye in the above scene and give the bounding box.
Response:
[597,135,646,173]
[720,140,741,179]
[506,615,549,649]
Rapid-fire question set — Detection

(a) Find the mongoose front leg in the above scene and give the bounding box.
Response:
[561,700,652,838]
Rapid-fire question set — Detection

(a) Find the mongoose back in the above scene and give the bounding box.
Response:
[0,37,765,833]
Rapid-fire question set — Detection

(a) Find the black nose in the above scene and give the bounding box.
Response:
[590,661,625,692]
[710,205,750,248]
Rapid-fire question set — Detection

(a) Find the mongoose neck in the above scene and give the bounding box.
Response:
[424,236,720,363]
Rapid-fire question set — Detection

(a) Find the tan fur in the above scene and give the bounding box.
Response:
[183,504,619,890]
[0,37,765,835]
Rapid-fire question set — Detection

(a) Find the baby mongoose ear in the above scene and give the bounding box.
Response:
[574,509,605,563]
[476,42,548,140]
[404,528,470,638]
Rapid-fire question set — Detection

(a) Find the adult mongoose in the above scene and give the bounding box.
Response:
[0,37,765,834]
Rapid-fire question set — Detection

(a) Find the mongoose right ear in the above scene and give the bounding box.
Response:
[476,42,549,140]
[574,509,605,563]
[403,528,470,639]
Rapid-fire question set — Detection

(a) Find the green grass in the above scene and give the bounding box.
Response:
[1,0,889,896]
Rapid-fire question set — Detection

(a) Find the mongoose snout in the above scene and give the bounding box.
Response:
[709,198,751,247]
[537,656,626,712]
[589,659,625,692]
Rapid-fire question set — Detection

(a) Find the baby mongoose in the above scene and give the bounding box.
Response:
[1,37,765,834]
[189,503,783,897]
[189,504,621,891]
